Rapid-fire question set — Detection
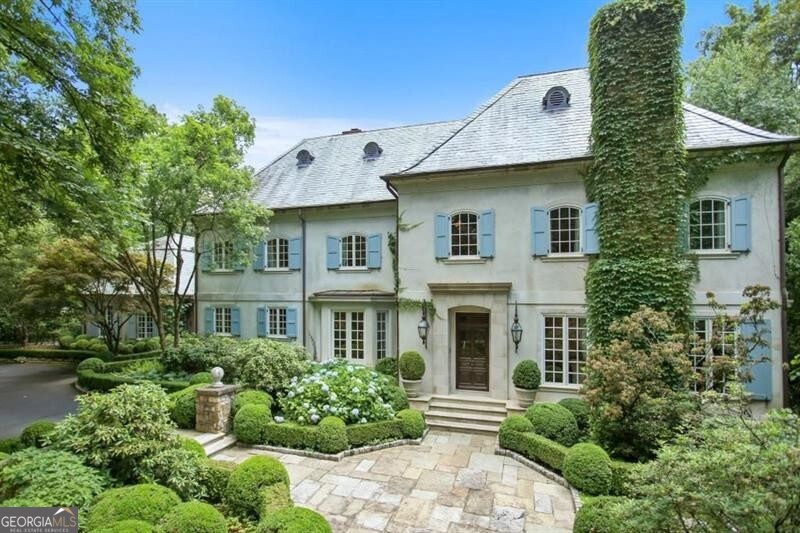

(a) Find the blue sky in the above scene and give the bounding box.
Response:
[132,0,739,168]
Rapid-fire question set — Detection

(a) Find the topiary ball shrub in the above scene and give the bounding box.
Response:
[90,342,109,353]
[190,371,213,385]
[375,357,398,378]
[77,357,106,373]
[200,459,237,504]
[499,415,534,437]
[573,496,633,533]
[233,390,273,416]
[118,344,134,355]
[161,501,227,533]
[525,403,580,447]
[58,335,74,349]
[94,520,155,533]
[512,360,541,390]
[0,437,23,454]
[180,437,205,458]
[558,398,591,437]
[169,384,202,429]
[225,456,290,518]
[20,420,56,448]
[259,482,293,515]
[397,409,426,439]
[133,341,150,354]
[85,484,181,531]
[73,339,91,350]
[563,443,613,495]
[315,416,348,454]
[256,506,332,533]
[234,404,271,445]
[398,351,425,381]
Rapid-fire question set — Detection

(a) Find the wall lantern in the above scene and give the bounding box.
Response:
[511,301,523,352]
[418,300,430,348]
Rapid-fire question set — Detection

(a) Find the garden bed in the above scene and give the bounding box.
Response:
[77,357,193,393]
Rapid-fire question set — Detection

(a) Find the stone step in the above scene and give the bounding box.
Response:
[429,395,507,410]
[205,435,237,458]
[426,419,499,435]
[425,409,506,426]
[427,401,508,416]
[193,432,225,446]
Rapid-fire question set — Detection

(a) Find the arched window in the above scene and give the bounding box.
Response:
[689,198,727,251]
[450,211,478,257]
[341,234,367,267]
[266,237,289,269]
[549,206,581,254]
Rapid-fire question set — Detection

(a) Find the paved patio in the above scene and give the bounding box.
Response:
[215,430,575,532]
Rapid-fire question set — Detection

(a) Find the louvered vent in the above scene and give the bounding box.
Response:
[543,86,571,110]
[296,149,315,167]
[363,141,383,160]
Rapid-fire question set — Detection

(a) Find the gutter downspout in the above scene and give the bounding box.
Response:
[298,210,308,352]
[778,151,791,407]
[386,179,400,383]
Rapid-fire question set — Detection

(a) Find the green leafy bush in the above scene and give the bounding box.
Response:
[20,419,55,448]
[498,427,568,471]
[512,360,541,390]
[77,367,190,393]
[190,371,213,385]
[233,390,273,416]
[161,501,227,533]
[234,404,271,445]
[118,344,134,355]
[256,506,332,533]
[344,418,403,448]
[161,335,240,375]
[499,414,534,436]
[609,460,639,497]
[259,483,293,515]
[384,384,409,412]
[74,339,91,350]
[78,357,106,372]
[133,341,151,354]
[180,437,205,458]
[263,422,317,450]
[238,339,310,394]
[558,398,590,437]
[169,384,203,429]
[375,357,398,377]
[397,409,426,439]
[94,520,155,533]
[563,443,613,495]
[0,437,23,454]
[225,456,290,518]
[58,335,74,349]
[0,448,108,507]
[573,496,637,533]
[200,460,236,504]
[315,416,348,454]
[398,351,425,380]
[0,452,8,461]
[0,348,105,361]
[525,403,580,447]
[85,484,181,531]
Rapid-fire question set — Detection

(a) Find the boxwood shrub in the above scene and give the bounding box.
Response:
[0,348,106,362]
[263,422,317,450]
[375,357,398,377]
[77,357,106,372]
[525,403,580,447]
[85,484,181,531]
[233,390,273,416]
[20,420,56,448]
[200,459,237,504]
[398,351,425,381]
[234,404,272,445]
[573,496,636,533]
[0,437,23,454]
[169,385,203,429]
[189,371,213,385]
[563,443,613,495]
[258,483,293,515]
[256,506,332,533]
[609,460,640,497]
[179,437,205,458]
[94,520,155,533]
[161,501,227,533]
[558,398,591,437]
[397,409,426,439]
[498,422,568,472]
[77,368,189,393]
[316,416,348,454]
[225,456,290,519]
[344,418,403,448]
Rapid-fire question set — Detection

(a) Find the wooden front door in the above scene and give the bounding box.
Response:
[455,312,490,391]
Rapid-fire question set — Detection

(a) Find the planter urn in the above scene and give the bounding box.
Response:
[514,386,537,408]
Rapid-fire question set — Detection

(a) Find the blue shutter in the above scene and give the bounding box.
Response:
[479,209,495,258]
[731,195,751,252]
[741,319,772,401]
[288,237,302,270]
[201,240,212,272]
[256,306,267,337]
[326,236,340,269]
[435,213,450,259]
[531,207,549,256]
[127,316,138,339]
[286,308,298,339]
[582,203,599,254]
[253,241,265,271]
[204,307,215,335]
[367,234,382,269]
[231,307,241,337]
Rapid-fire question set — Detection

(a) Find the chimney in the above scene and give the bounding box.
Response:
[341,128,362,135]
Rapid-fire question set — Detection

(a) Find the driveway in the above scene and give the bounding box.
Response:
[0,362,78,438]
[215,430,575,532]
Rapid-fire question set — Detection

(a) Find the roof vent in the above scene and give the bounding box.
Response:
[363,141,383,160]
[543,86,570,110]
[296,149,314,167]
[342,128,362,135]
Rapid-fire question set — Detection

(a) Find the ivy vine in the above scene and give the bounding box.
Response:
[389,212,438,323]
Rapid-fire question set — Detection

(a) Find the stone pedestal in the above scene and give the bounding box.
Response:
[196,384,240,433]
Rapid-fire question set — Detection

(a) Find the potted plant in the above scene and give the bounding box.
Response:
[512,359,541,407]
[399,350,425,398]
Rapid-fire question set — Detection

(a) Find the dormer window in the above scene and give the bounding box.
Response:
[296,149,314,167]
[543,86,570,110]
[363,141,383,160]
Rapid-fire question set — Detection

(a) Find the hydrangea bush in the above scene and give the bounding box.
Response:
[278,361,396,425]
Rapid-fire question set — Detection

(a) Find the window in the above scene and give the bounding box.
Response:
[215,307,232,335]
[690,318,737,391]
[689,198,727,251]
[213,241,235,270]
[543,315,587,385]
[376,310,388,359]
[333,310,365,360]
[450,212,478,257]
[136,313,154,339]
[267,238,289,269]
[549,206,581,254]
[269,308,287,337]
[341,234,367,268]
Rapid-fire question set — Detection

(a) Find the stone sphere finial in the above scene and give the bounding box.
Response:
[210,367,224,387]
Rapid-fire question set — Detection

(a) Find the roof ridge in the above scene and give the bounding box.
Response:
[293,119,463,143]
[515,66,588,79]
[682,102,796,141]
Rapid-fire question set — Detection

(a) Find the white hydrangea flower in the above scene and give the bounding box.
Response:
[287,391,295,398]
[310,414,320,423]
[351,408,359,417]
[360,417,367,424]
[274,416,285,423]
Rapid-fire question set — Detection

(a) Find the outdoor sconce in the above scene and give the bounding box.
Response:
[511,301,523,353]
[418,300,430,348]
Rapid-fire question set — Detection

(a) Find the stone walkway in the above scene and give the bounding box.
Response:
[215,430,575,532]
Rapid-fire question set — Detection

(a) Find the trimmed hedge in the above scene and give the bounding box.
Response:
[257,506,332,533]
[78,368,189,393]
[259,483,293,515]
[563,443,613,495]
[161,501,227,533]
[180,437,205,458]
[225,456,290,519]
[190,371,213,385]
[20,420,55,448]
[234,404,272,445]
[77,357,106,372]
[558,398,590,437]
[0,437,23,454]
[201,459,237,504]
[525,403,580,447]
[316,416,348,454]
[0,348,106,361]
[94,520,155,533]
[499,426,568,471]
[233,390,273,416]
[169,385,203,429]
[85,484,181,531]
[499,414,534,435]
[397,409,426,439]
[344,419,403,448]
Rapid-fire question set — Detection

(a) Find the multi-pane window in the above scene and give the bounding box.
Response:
[341,235,367,268]
[136,313,154,339]
[543,315,587,385]
[450,212,478,257]
[332,311,365,360]
[689,199,727,251]
[376,310,388,360]
[213,241,235,270]
[269,308,287,337]
[690,318,737,391]
[549,207,581,254]
[215,307,232,335]
[267,238,289,269]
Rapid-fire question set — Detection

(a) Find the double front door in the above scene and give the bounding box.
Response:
[455,312,490,391]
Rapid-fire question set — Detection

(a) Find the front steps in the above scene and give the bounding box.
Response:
[415,395,510,434]
[192,432,237,457]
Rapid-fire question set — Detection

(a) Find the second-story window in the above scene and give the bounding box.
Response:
[549,206,581,254]
[451,212,478,257]
[341,234,367,268]
[213,241,235,270]
[267,238,289,269]
[689,198,727,251]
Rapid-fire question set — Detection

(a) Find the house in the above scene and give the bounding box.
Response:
[196,68,798,426]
